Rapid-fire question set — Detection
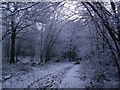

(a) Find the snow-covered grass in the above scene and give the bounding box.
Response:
[76,56,120,88]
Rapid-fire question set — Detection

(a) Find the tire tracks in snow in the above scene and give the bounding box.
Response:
[28,64,74,88]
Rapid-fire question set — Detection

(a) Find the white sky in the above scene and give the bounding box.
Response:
[60,1,80,20]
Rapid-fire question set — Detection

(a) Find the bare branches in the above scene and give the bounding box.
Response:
[15,23,33,35]
[2,2,40,19]
[0,32,11,41]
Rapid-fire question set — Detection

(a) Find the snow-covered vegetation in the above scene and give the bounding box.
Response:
[1,1,120,89]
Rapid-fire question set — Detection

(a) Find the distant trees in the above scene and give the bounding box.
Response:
[2,2,60,64]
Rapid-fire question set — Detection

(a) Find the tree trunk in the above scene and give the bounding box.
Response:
[118,30,120,57]
[45,48,50,63]
[10,30,16,64]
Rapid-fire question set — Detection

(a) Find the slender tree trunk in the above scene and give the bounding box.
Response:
[45,48,50,63]
[16,47,20,61]
[118,30,120,57]
[40,54,43,63]
[10,30,16,64]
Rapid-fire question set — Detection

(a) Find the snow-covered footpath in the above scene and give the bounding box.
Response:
[3,62,74,88]
[2,59,120,88]
[60,65,83,88]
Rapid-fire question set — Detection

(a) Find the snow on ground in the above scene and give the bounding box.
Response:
[2,57,120,88]
[3,61,74,88]
[60,65,84,88]
[59,60,93,88]
[61,58,120,88]
[76,57,120,88]
[30,65,73,88]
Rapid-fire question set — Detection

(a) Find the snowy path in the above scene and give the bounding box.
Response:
[60,65,83,88]
[3,62,90,88]
[29,63,86,88]
[29,65,73,88]
[3,62,74,88]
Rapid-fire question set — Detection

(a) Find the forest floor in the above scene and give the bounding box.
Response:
[2,57,120,88]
